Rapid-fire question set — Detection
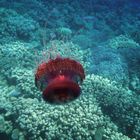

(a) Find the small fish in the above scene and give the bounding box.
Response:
[83,16,97,22]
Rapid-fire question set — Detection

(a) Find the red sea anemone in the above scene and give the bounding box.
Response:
[35,57,85,104]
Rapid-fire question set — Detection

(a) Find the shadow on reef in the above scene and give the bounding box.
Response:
[0,133,10,140]
[118,47,140,94]
[100,104,135,139]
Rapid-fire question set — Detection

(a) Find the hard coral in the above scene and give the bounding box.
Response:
[108,35,140,49]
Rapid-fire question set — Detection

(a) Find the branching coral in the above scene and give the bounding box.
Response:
[85,74,140,139]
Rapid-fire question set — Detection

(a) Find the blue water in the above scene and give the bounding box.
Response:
[0,0,140,140]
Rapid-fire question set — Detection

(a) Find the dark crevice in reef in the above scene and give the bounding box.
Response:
[98,104,135,139]
[0,133,10,140]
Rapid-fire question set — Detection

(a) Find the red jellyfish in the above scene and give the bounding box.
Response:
[35,56,85,104]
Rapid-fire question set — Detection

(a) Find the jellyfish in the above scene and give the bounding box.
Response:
[35,57,85,104]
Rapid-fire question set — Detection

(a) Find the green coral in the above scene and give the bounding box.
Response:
[56,27,72,39]
[108,35,140,49]
[9,90,132,140]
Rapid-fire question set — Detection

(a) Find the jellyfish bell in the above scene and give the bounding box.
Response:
[35,57,85,104]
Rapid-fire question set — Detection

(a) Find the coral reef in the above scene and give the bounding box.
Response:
[0,75,135,140]
[90,45,129,85]
[108,35,140,49]
[85,74,140,139]
[0,0,140,140]
[0,39,137,139]
[0,8,39,44]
